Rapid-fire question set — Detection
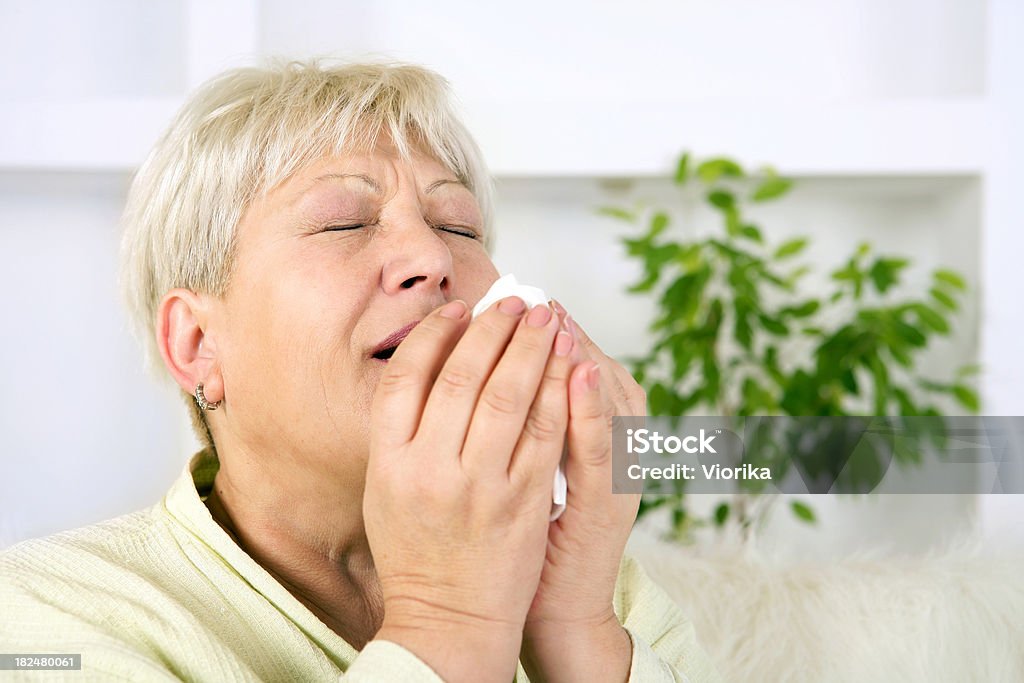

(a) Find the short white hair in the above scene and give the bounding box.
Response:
[120,59,495,446]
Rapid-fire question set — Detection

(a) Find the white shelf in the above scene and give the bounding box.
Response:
[465,98,989,178]
[2,99,180,171]
[1,97,988,178]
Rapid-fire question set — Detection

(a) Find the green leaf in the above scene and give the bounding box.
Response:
[952,385,980,412]
[840,367,859,394]
[598,206,637,222]
[752,176,794,202]
[868,258,908,294]
[648,383,671,415]
[791,501,816,523]
[713,502,730,526]
[724,209,743,238]
[707,190,736,211]
[893,320,927,347]
[734,312,753,350]
[831,264,857,282]
[774,238,808,260]
[866,352,890,414]
[627,271,659,293]
[917,378,952,393]
[739,224,763,243]
[671,341,695,382]
[889,345,912,368]
[868,262,895,293]
[956,363,982,378]
[759,314,789,336]
[637,495,671,518]
[930,287,958,311]
[741,377,774,412]
[892,386,919,415]
[912,303,950,334]
[701,343,722,401]
[671,506,687,534]
[677,244,704,273]
[780,300,820,318]
[784,265,811,289]
[621,236,648,256]
[934,269,967,290]
[696,158,745,183]
[650,211,670,238]
[674,153,691,185]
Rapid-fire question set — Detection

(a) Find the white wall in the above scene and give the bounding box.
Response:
[0,172,186,544]
[1,0,1020,553]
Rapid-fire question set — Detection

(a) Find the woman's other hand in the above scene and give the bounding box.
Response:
[366,296,573,683]
[521,304,645,683]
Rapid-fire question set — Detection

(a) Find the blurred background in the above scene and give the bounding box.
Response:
[1,0,1021,556]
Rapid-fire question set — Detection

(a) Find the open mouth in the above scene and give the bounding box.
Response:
[370,321,419,362]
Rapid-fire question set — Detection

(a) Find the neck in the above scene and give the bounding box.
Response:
[204,450,384,649]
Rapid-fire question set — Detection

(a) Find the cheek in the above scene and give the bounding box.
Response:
[221,253,370,422]
[454,247,500,306]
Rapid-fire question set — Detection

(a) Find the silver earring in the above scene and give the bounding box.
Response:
[194,383,221,411]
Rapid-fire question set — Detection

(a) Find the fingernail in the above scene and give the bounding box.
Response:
[587,363,601,391]
[565,315,578,340]
[498,296,526,316]
[526,304,553,328]
[554,330,572,356]
[550,299,567,317]
[439,300,467,319]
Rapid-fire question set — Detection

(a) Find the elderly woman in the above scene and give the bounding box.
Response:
[0,61,718,682]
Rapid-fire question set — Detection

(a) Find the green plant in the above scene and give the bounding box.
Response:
[601,152,980,541]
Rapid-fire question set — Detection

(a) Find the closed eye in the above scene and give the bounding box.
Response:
[321,224,478,240]
[323,224,367,232]
[435,225,479,240]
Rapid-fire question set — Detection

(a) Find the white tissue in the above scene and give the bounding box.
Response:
[473,274,568,522]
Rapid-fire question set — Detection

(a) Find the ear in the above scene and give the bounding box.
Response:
[156,288,223,404]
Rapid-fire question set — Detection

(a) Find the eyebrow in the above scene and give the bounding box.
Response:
[307,173,383,194]
[424,178,470,195]
[301,173,470,199]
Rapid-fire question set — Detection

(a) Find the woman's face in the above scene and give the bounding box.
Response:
[208,142,498,487]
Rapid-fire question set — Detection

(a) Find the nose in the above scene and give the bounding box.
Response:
[380,220,453,297]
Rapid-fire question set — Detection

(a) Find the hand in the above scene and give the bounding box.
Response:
[365,297,574,683]
[521,304,645,683]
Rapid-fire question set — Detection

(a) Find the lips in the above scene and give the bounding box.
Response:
[370,321,420,361]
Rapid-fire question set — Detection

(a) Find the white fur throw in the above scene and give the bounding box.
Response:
[626,530,1024,682]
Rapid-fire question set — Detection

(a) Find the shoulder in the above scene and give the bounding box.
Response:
[0,509,195,679]
[1,506,169,595]
[0,501,229,639]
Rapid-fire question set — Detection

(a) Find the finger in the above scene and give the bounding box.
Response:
[565,361,616,498]
[566,315,644,416]
[370,300,471,454]
[507,326,574,487]
[461,303,561,476]
[415,296,529,455]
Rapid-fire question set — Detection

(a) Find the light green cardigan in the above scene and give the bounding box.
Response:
[0,450,719,682]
